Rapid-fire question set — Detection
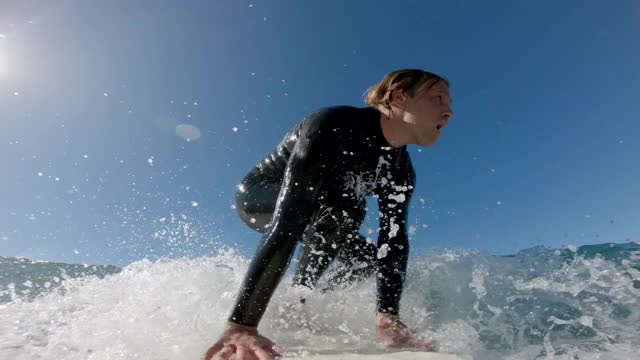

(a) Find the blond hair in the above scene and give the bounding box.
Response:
[365,69,449,110]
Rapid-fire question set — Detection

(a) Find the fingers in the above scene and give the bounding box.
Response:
[202,343,224,360]
[237,345,259,360]
[254,346,274,360]
[418,340,434,352]
[219,344,236,360]
[410,337,435,352]
[201,333,284,360]
[377,331,436,352]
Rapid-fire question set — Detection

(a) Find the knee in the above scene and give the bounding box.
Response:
[234,186,248,217]
[234,185,258,229]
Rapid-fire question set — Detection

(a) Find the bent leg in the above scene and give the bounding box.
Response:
[234,179,281,234]
[293,198,374,291]
[292,204,346,289]
[322,232,377,291]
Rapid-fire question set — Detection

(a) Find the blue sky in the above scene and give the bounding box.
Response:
[1,0,639,266]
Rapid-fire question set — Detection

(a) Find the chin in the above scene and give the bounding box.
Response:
[420,138,438,147]
[415,133,439,147]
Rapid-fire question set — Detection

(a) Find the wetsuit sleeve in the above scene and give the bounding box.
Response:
[229,116,336,327]
[376,167,415,315]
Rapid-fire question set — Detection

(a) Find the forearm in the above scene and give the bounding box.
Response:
[228,114,333,327]
[376,234,409,315]
[229,228,298,326]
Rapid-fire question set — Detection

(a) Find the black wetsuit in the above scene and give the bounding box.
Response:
[232,106,416,327]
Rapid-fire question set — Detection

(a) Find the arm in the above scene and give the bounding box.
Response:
[375,167,435,351]
[204,117,337,360]
[229,118,335,327]
[375,178,413,316]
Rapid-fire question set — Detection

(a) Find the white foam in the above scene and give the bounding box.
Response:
[1,247,638,359]
[0,251,479,359]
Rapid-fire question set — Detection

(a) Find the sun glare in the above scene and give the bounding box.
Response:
[0,50,7,76]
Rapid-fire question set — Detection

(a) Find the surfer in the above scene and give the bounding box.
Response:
[203,69,454,360]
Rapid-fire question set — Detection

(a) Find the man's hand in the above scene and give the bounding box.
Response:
[375,313,436,351]
[202,321,286,360]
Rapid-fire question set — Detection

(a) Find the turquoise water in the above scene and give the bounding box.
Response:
[0,257,120,304]
[1,242,638,359]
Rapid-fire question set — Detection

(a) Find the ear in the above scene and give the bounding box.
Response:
[389,89,407,110]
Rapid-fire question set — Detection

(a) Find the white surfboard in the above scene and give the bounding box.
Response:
[286,350,471,360]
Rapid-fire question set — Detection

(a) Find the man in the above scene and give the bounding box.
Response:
[203,69,454,360]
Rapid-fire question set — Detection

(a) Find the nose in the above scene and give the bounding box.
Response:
[442,106,454,120]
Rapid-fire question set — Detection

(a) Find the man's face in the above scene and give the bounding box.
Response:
[399,81,454,146]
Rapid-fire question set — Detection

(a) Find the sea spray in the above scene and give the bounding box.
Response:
[0,242,638,359]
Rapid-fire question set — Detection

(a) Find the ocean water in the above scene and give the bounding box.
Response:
[0,242,638,359]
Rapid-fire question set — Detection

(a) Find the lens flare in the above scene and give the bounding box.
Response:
[0,51,7,76]
[175,124,202,142]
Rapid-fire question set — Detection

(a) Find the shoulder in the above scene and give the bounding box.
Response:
[308,105,360,119]
[290,106,356,157]
[300,106,367,134]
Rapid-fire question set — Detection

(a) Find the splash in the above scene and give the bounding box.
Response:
[0,243,638,359]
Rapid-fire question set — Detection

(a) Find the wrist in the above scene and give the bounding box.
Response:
[376,312,400,328]
[224,321,258,335]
